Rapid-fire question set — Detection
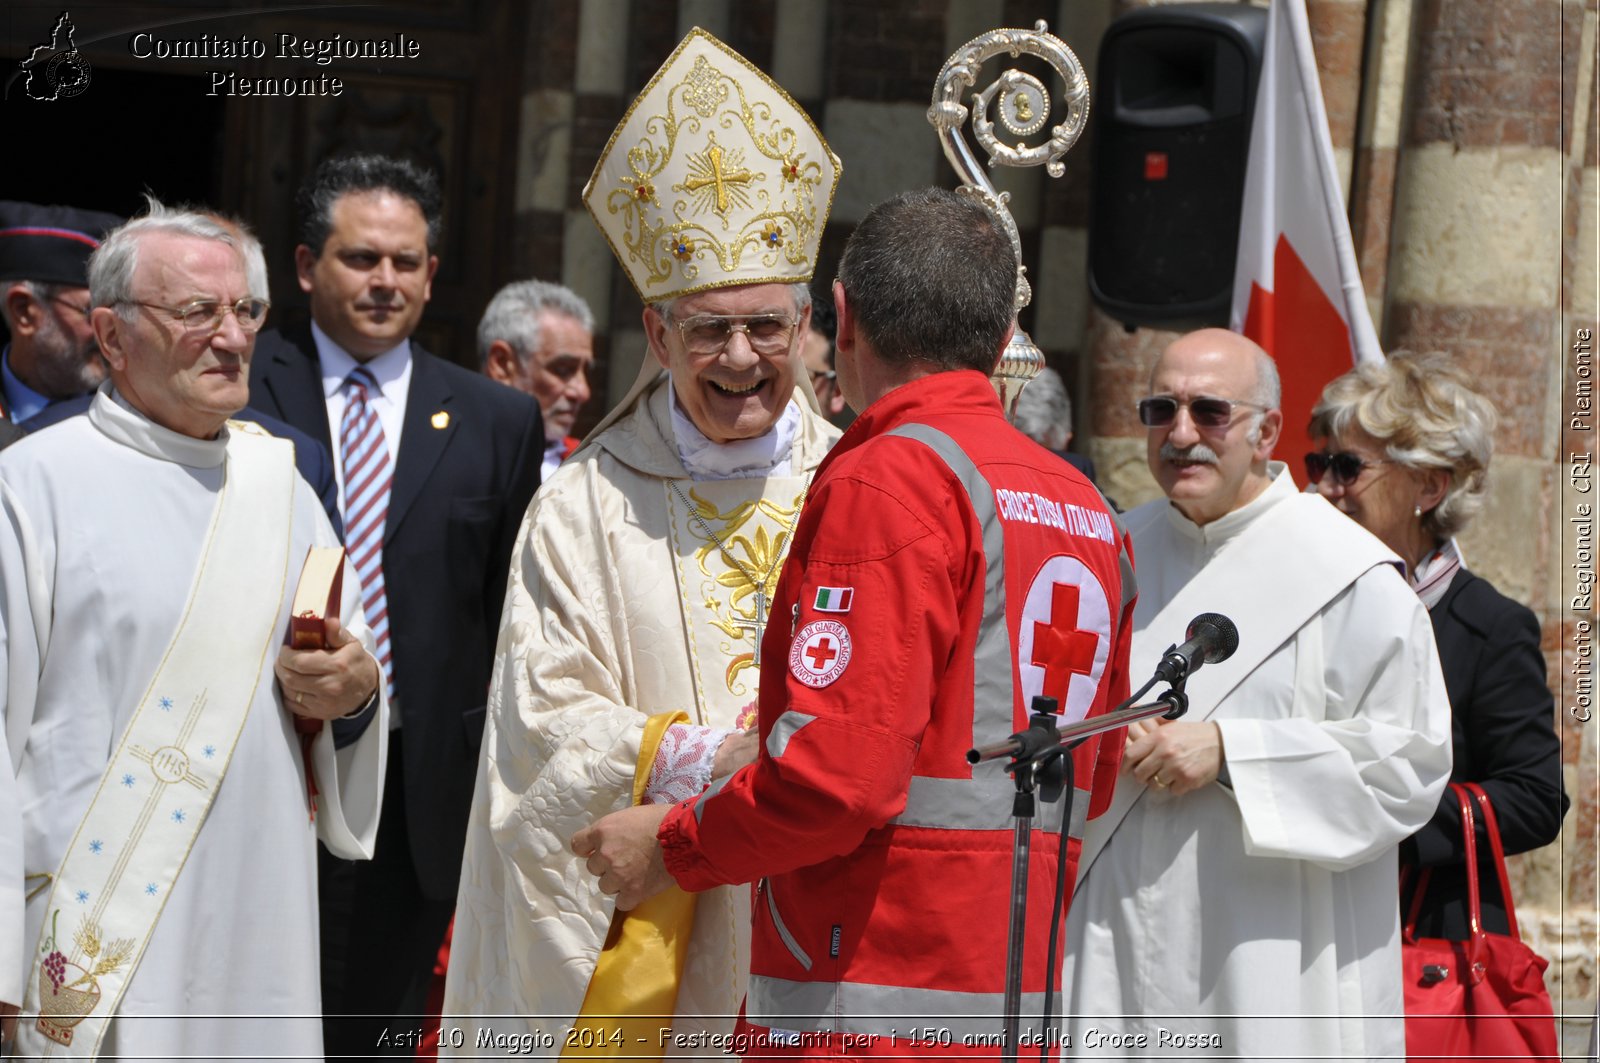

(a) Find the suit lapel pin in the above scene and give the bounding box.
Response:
[431,411,450,430]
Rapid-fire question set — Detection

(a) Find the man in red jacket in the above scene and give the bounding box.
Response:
[575,187,1135,1055]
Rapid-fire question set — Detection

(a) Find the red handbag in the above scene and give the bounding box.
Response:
[1403,781,1560,1062]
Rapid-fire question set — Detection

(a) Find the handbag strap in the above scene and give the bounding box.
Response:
[1461,781,1521,941]
[1452,783,1483,944]
[1401,864,1431,944]
[1402,785,1483,954]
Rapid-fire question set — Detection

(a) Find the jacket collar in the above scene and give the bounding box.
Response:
[820,369,1001,477]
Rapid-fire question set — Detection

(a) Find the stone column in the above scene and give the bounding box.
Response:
[1381,0,1592,1035]
[1555,0,1599,1041]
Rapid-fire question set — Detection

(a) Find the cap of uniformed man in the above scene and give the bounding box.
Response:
[0,200,125,422]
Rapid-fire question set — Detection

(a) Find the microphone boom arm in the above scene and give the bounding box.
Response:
[968,678,1189,765]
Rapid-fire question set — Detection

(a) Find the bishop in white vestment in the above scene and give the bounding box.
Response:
[446,372,835,1046]
[0,208,385,1062]
[1062,330,1451,1061]
[442,29,842,1056]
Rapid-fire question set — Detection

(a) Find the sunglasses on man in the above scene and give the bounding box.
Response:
[1136,395,1267,429]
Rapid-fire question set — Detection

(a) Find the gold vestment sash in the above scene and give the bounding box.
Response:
[565,711,694,1060]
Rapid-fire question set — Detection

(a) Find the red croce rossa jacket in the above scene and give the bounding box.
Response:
[659,370,1136,1057]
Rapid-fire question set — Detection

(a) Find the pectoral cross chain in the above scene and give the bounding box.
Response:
[669,478,811,670]
[730,590,770,665]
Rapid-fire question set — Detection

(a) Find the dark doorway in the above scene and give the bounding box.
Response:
[3,65,226,215]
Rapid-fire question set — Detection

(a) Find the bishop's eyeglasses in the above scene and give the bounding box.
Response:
[671,313,798,357]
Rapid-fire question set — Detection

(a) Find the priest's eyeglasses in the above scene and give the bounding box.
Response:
[1304,450,1392,486]
[1137,395,1267,429]
[121,297,271,333]
[672,313,798,357]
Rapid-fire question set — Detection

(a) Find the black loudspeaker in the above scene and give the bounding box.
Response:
[1088,3,1267,328]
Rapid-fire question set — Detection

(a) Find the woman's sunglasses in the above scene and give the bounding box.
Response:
[1136,395,1266,429]
[1304,451,1390,486]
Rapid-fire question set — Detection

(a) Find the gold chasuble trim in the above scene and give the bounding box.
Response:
[665,477,809,725]
[565,711,695,1060]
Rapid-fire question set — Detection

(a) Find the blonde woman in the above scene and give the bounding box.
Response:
[1308,350,1567,939]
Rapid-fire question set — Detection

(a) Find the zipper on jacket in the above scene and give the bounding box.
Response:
[760,877,813,971]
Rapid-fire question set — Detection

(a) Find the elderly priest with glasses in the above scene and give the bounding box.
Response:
[1060,327,1451,1060]
[441,28,840,1056]
[0,202,386,1061]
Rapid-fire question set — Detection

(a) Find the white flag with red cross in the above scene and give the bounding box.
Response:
[1229,0,1384,481]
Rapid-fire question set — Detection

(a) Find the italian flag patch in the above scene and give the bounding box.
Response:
[813,586,854,613]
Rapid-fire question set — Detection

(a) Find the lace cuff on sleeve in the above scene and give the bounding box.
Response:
[644,723,735,805]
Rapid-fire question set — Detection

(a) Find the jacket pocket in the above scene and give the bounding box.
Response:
[759,877,812,971]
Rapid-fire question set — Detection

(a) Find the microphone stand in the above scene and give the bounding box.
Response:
[974,678,1189,1063]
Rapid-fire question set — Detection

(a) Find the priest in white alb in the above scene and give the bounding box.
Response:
[0,203,386,1061]
[441,28,841,1057]
[1061,328,1452,1059]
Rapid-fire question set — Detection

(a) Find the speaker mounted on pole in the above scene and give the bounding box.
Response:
[1088,3,1268,330]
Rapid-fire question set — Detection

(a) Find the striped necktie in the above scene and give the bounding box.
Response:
[340,366,394,696]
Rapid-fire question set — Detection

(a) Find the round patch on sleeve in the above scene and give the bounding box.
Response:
[789,620,852,688]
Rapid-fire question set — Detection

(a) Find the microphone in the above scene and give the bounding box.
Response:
[966,612,1239,766]
[1152,613,1239,684]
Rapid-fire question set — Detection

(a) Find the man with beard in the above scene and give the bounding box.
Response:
[1060,327,1451,1059]
[0,201,123,431]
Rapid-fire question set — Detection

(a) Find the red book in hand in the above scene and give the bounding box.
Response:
[287,546,346,819]
[290,546,346,650]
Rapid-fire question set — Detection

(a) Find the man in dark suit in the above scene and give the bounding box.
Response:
[247,154,541,1058]
[476,278,595,482]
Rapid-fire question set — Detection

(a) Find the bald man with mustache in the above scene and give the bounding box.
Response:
[1061,328,1452,1061]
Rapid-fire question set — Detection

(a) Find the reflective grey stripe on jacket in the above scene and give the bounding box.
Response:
[692,712,816,823]
[884,423,1081,836]
[747,975,1061,1042]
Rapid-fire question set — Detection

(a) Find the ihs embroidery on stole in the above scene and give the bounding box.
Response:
[666,478,806,728]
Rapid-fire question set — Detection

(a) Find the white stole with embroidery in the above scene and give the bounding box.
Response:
[20,428,294,1059]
